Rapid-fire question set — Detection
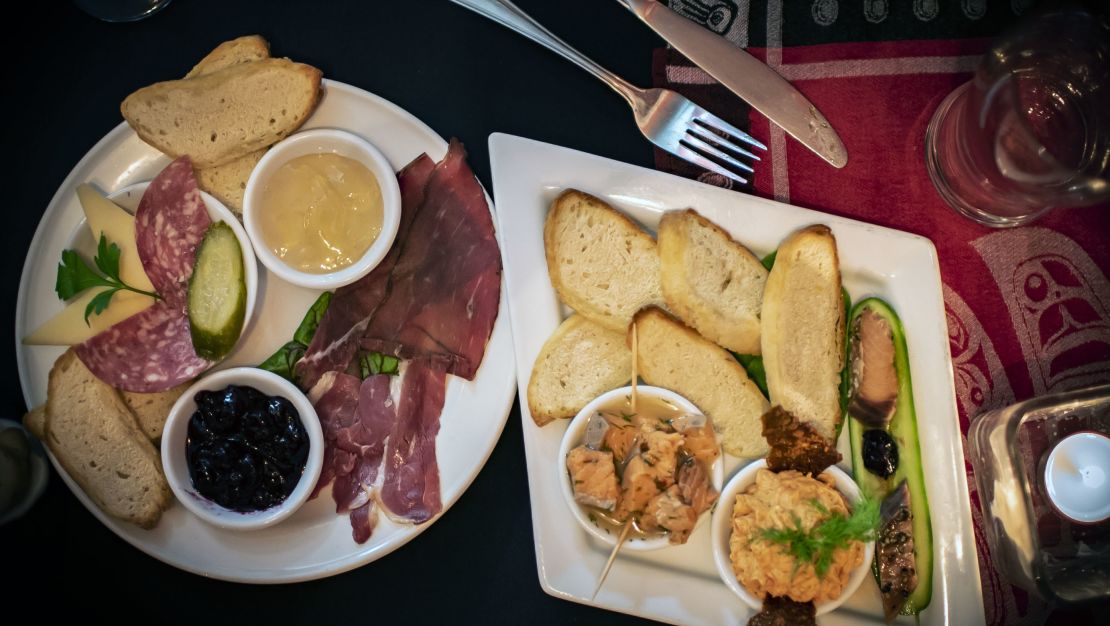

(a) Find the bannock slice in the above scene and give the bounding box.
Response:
[658,209,767,355]
[121,57,322,168]
[120,382,190,442]
[528,315,632,426]
[544,190,662,331]
[760,225,845,443]
[185,35,271,78]
[633,307,770,457]
[194,149,265,214]
[23,405,45,441]
[44,350,171,529]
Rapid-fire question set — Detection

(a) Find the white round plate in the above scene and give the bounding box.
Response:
[14,80,516,583]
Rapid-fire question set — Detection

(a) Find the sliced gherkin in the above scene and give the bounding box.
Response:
[188,222,246,360]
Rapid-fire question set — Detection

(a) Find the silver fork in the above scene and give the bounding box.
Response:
[449,0,765,184]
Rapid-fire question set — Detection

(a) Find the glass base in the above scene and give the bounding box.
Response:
[924,83,1051,229]
[73,0,171,23]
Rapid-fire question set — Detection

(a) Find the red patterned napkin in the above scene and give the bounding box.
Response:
[652,26,1110,626]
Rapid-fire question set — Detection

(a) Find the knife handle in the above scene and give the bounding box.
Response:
[449,0,643,104]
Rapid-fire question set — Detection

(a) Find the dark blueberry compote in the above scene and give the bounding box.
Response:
[186,384,309,512]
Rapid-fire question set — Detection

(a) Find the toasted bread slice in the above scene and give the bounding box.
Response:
[23,405,45,441]
[544,190,662,331]
[528,315,632,426]
[184,36,273,211]
[44,350,171,529]
[195,149,265,213]
[658,209,767,355]
[120,383,190,442]
[760,225,845,442]
[633,307,770,457]
[185,35,271,78]
[121,58,322,168]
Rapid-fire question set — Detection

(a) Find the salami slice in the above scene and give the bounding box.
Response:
[75,156,215,392]
[135,155,212,305]
[74,300,211,393]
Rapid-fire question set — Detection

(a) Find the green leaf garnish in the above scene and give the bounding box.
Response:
[733,352,768,398]
[55,235,160,324]
[758,496,880,577]
[293,291,333,346]
[359,351,400,377]
[258,340,307,382]
[257,292,333,384]
[93,235,122,282]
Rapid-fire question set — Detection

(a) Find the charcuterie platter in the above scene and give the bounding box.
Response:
[15,71,515,582]
[490,133,983,625]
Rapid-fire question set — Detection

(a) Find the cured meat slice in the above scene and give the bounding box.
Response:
[380,359,447,523]
[76,157,214,392]
[296,154,436,389]
[349,501,376,545]
[135,156,212,305]
[359,141,502,381]
[74,300,210,393]
[331,375,396,514]
[307,371,361,499]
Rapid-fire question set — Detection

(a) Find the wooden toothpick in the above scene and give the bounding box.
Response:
[592,518,634,599]
[593,321,640,600]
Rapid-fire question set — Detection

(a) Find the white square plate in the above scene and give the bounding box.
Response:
[489,133,983,625]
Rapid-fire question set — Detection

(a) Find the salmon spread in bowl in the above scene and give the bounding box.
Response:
[730,468,866,604]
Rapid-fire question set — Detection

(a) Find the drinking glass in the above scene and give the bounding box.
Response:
[925,6,1110,228]
[73,0,171,22]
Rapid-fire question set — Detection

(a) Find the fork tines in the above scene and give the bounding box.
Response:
[676,117,766,185]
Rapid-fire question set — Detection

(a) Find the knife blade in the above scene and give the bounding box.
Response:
[623,0,848,168]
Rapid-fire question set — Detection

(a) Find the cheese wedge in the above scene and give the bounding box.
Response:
[24,290,154,345]
[24,186,156,345]
[76,184,154,291]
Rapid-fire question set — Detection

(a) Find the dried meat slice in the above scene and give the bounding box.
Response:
[331,374,396,515]
[74,300,211,393]
[135,156,212,305]
[379,359,447,523]
[349,501,376,545]
[359,140,502,381]
[296,154,436,389]
[308,371,362,499]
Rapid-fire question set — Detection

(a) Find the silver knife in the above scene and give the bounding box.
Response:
[622,0,848,168]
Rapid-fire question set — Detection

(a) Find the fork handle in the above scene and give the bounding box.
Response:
[449,0,644,106]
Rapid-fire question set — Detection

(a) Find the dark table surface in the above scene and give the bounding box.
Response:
[2,0,665,623]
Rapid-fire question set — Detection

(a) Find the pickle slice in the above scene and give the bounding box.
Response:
[188,222,246,360]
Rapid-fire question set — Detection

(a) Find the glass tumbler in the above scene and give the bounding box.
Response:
[73,0,171,22]
[925,6,1110,228]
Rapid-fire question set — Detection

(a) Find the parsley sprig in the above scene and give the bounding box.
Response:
[759,496,880,577]
[55,234,160,324]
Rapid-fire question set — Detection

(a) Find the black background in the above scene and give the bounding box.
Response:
[1,1,661,624]
[0,0,1050,624]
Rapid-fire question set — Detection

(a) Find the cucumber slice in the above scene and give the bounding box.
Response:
[847,297,933,615]
[188,222,246,360]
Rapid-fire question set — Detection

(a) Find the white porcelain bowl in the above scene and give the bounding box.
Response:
[557,385,724,551]
[161,367,324,531]
[711,459,875,616]
[109,182,258,355]
[241,128,402,289]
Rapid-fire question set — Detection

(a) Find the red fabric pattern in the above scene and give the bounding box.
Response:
[655,39,1110,624]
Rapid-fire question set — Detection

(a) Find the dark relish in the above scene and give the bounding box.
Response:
[862,428,899,479]
[186,384,309,512]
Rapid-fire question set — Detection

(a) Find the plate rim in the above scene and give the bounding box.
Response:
[13,80,517,584]
[489,131,984,625]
